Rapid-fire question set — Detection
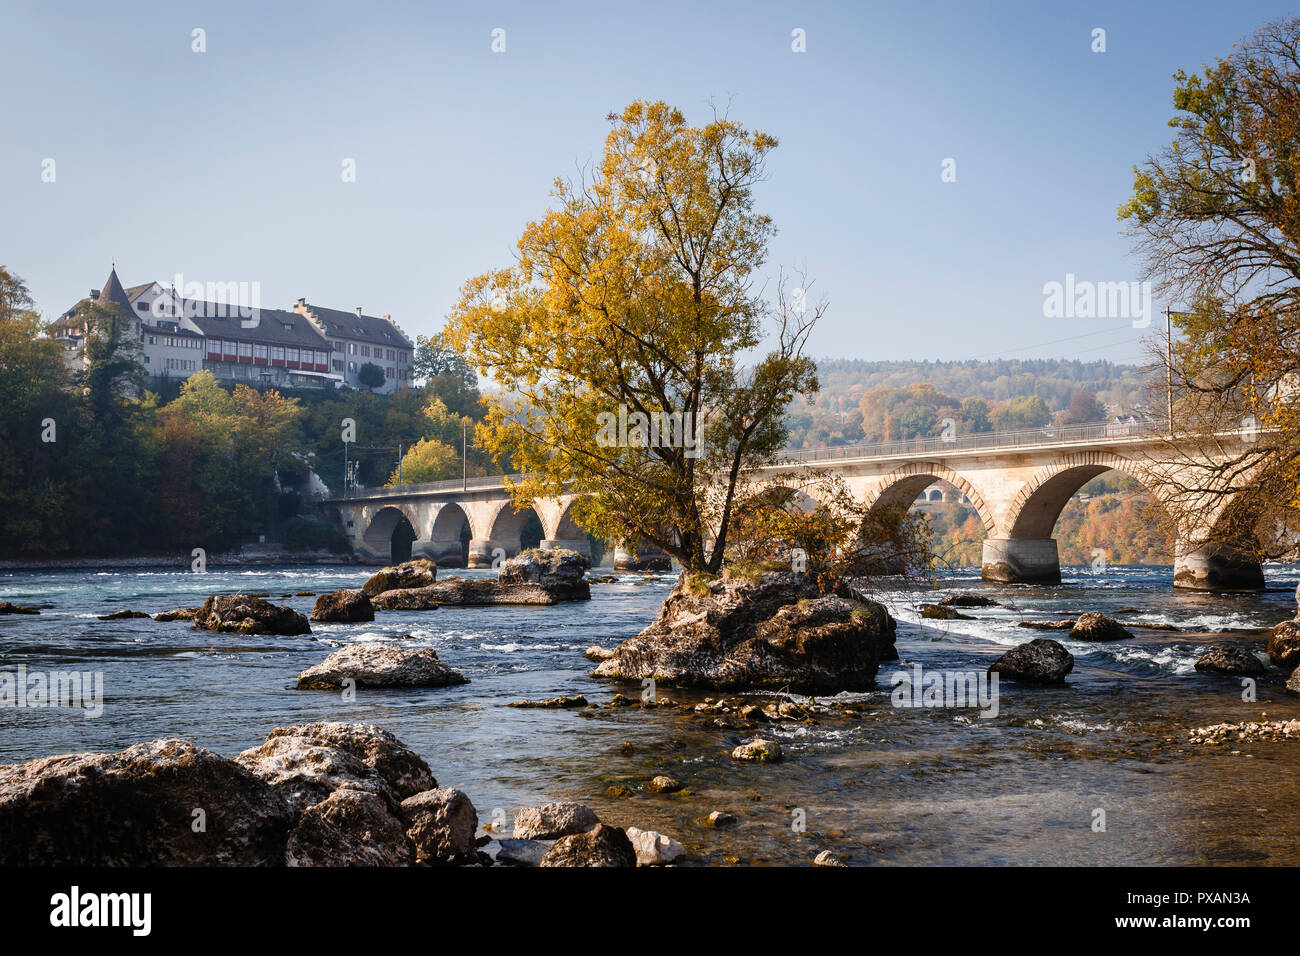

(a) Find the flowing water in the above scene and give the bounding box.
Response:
[2,563,1300,866]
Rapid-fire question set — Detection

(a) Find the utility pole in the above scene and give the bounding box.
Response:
[397,443,403,485]
[462,420,468,491]
[343,439,349,498]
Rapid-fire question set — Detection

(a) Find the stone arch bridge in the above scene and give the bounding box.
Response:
[327,422,1264,590]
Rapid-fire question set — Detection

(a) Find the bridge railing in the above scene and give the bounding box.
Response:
[780,418,1167,463]
[331,418,1169,499]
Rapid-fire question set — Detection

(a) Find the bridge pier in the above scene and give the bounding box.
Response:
[981,538,1060,585]
[412,539,466,567]
[467,538,518,569]
[1174,541,1266,591]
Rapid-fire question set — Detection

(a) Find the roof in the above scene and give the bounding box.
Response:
[124,282,155,301]
[299,302,412,348]
[183,302,329,350]
[96,267,134,316]
[51,266,136,332]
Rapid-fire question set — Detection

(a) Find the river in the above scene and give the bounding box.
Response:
[2,563,1300,866]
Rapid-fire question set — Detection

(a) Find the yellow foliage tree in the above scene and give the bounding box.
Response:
[444,101,826,572]
[388,437,459,485]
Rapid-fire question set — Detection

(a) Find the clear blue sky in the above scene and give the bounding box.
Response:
[2,0,1291,364]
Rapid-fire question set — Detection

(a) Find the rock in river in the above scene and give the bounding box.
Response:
[310,588,374,623]
[235,721,436,814]
[513,801,599,839]
[539,822,636,867]
[731,738,783,762]
[498,547,591,601]
[154,607,200,622]
[937,594,1000,608]
[1195,644,1267,675]
[296,644,468,690]
[285,787,415,867]
[921,604,971,620]
[97,608,150,620]
[1268,620,1300,669]
[626,826,685,865]
[0,602,39,615]
[592,570,896,693]
[361,559,437,596]
[0,738,294,865]
[400,787,479,865]
[989,638,1074,684]
[1069,612,1132,642]
[193,593,311,636]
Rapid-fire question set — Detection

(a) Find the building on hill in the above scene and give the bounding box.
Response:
[184,300,334,389]
[293,300,414,394]
[51,267,416,392]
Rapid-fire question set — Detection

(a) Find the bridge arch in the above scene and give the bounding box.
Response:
[1006,451,1164,540]
[424,502,472,567]
[466,501,545,567]
[362,505,420,564]
[862,462,996,536]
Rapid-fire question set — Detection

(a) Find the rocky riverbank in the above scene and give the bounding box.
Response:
[0,722,699,867]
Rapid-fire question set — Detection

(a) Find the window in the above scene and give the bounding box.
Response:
[348,361,356,373]
[271,346,284,361]
[254,344,268,360]
[238,342,252,358]
[361,345,370,357]
[137,302,148,311]
[333,359,343,371]
[333,340,342,352]
[387,349,394,361]
[148,336,156,345]
[386,366,394,379]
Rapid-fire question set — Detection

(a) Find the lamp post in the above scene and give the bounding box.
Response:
[462,420,468,491]
[1162,306,1186,436]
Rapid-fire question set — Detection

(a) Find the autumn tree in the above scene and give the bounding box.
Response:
[1120,17,1300,555]
[388,437,459,485]
[444,101,825,572]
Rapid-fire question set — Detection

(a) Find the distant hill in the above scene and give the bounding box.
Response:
[810,358,1149,411]
[786,358,1155,451]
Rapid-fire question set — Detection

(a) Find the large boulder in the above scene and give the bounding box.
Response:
[1195,644,1267,675]
[1289,666,1300,695]
[235,722,435,814]
[513,801,599,839]
[592,570,897,693]
[1267,620,1300,669]
[296,644,468,689]
[0,738,293,865]
[0,602,39,615]
[284,787,415,867]
[361,559,437,597]
[498,548,591,601]
[400,788,478,865]
[310,588,374,623]
[193,594,311,636]
[989,639,1074,684]
[1069,612,1132,642]
[539,823,636,867]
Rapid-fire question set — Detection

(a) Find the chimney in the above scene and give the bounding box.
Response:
[90,290,99,298]
[382,313,390,321]
[355,307,363,317]
[296,297,306,308]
